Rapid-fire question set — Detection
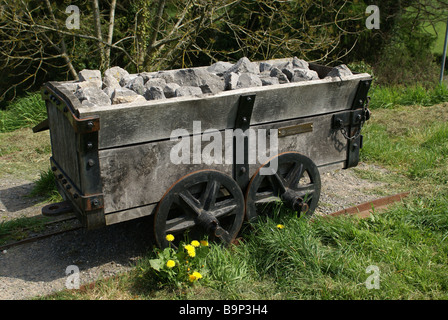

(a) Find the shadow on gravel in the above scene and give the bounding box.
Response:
[0,182,39,213]
[0,216,156,291]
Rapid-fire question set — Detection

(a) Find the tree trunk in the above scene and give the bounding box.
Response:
[105,0,117,70]
[92,0,106,71]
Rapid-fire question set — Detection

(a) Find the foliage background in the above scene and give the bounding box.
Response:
[1,0,447,106]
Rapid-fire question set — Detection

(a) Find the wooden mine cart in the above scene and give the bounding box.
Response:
[34,58,372,248]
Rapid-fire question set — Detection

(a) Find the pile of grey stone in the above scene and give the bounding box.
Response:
[71,57,353,107]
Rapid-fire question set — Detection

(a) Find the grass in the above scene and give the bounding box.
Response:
[368,84,448,109]
[0,215,50,246]
[361,103,448,194]
[0,92,47,133]
[45,196,448,300]
[0,127,51,180]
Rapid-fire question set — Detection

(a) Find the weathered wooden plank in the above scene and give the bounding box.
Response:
[104,203,157,225]
[103,161,346,225]
[47,103,81,188]
[77,73,369,150]
[98,112,348,214]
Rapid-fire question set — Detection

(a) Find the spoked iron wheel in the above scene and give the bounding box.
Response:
[154,170,245,249]
[245,152,321,223]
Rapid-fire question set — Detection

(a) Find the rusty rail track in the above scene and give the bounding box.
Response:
[0,215,82,251]
[0,192,410,252]
[327,192,410,219]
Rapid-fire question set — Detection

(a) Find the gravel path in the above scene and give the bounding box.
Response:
[0,163,392,300]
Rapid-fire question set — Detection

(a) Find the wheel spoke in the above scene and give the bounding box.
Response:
[286,162,304,187]
[178,190,202,215]
[212,198,238,218]
[268,172,287,195]
[166,216,196,233]
[201,179,220,211]
[293,184,316,199]
[254,190,279,204]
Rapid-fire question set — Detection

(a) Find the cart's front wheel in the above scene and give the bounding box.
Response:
[245,152,321,223]
[154,170,245,249]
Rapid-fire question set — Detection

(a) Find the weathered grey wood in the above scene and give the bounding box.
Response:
[98,112,348,215]
[76,73,369,150]
[104,203,157,225]
[47,102,81,188]
[98,134,233,214]
[103,159,346,225]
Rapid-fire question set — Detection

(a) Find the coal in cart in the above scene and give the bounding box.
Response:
[34,57,372,248]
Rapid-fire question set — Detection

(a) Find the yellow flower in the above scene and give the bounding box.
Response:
[166,260,175,268]
[166,234,175,242]
[184,244,196,257]
[200,240,209,247]
[277,224,285,229]
[188,249,196,258]
[188,271,203,282]
[188,274,196,282]
[191,240,200,247]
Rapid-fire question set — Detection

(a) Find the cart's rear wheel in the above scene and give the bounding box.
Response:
[154,170,245,249]
[245,152,321,223]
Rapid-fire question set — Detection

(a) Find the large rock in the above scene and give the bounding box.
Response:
[103,86,115,98]
[139,71,158,82]
[119,74,137,87]
[259,62,273,73]
[236,73,262,89]
[226,57,259,74]
[75,86,111,106]
[325,64,353,79]
[270,67,289,84]
[291,68,319,82]
[111,88,146,104]
[224,72,239,90]
[174,86,203,97]
[144,77,167,89]
[104,66,129,83]
[78,69,102,82]
[144,86,166,100]
[260,76,280,86]
[102,74,121,89]
[292,57,309,69]
[199,75,226,94]
[126,76,145,95]
[163,83,181,98]
[171,69,202,87]
[155,71,176,84]
[207,61,234,75]
[77,69,102,89]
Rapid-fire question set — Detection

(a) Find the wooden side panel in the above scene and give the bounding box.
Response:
[78,74,370,149]
[99,112,347,216]
[47,103,81,188]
